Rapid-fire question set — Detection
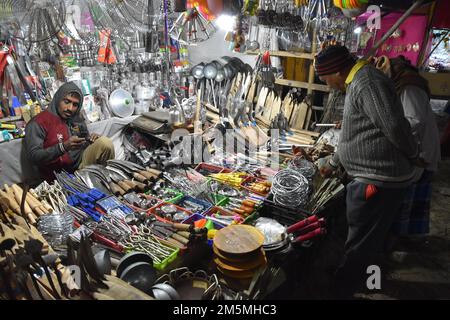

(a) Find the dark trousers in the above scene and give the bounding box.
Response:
[334,180,408,297]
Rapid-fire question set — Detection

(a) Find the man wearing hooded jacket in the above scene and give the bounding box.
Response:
[24,82,115,181]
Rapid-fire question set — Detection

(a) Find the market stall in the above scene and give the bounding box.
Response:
[0,0,448,301]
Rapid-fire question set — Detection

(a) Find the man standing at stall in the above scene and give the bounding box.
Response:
[315,45,421,298]
[24,82,115,181]
[375,55,440,237]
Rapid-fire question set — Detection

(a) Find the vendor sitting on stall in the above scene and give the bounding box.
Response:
[24,82,115,181]
[315,45,421,298]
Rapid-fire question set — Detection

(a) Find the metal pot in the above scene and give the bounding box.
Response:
[120,262,157,294]
[117,252,154,278]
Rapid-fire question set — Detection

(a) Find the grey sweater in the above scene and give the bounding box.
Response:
[332,64,419,188]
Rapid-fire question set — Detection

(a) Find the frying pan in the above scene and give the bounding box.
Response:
[120,261,157,294]
[116,252,153,278]
[170,270,217,300]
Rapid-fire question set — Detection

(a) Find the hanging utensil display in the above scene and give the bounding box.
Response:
[203,62,219,108]
[169,6,216,45]
[13,0,66,45]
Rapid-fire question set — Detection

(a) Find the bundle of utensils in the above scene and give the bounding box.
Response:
[0,240,69,300]
[66,236,154,300]
[222,197,261,218]
[76,160,163,197]
[307,141,335,162]
[144,218,207,250]
[286,214,327,244]
[0,206,74,300]
[51,173,106,224]
[33,181,68,213]
[307,178,344,214]
[169,6,216,45]
[0,184,53,225]
[134,146,180,171]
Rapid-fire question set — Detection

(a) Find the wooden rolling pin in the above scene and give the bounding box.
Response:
[12,184,47,216]
[29,189,54,213]
[25,193,48,216]
[8,184,37,224]
[0,189,20,214]
[39,200,54,214]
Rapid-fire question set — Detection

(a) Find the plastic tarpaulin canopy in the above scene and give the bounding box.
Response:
[432,0,450,30]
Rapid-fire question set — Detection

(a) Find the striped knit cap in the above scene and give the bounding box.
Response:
[314,45,356,76]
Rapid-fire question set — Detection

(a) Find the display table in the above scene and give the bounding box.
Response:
[0,116,138,186]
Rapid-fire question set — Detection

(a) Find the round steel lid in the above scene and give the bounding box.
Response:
[109,88,135,118]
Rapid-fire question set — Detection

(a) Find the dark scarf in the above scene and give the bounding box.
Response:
[390,56,430,98]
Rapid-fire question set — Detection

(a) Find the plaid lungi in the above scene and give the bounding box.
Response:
[392,170,434,235]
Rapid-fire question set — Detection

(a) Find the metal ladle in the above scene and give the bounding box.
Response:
[203,62,218,108]
[191,63,206,102]
[214,69,226,114]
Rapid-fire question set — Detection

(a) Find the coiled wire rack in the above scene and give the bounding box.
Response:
[271,169,310,209]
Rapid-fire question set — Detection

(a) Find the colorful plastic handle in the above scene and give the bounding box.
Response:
[287,215,319,233]
[293,227,327,243]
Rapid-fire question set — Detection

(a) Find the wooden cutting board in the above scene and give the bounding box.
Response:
[217,265,262,279]
[304,103,312,130]
[214,225,264,255]
[213,245,263,263]
[285,100,295,123]
[256,87,269,116]
[291,101,309,130]
[261,91,274,122]
[246,76,257,104]
[214,250,267,272]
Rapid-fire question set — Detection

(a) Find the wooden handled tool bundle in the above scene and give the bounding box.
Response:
[105,160,163,196]
[0,184,52,224]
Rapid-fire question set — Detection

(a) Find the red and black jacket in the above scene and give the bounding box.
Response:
[24,82,87,181]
